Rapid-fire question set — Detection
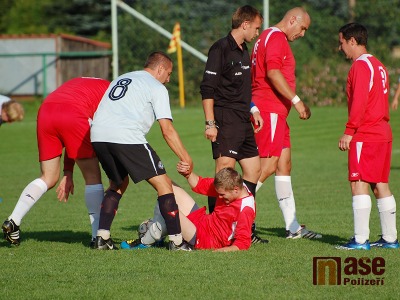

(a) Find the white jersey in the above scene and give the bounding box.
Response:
[0,95,11,108]
[91,70,173,144]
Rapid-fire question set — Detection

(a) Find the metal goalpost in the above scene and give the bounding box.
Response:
[111,0,208,79]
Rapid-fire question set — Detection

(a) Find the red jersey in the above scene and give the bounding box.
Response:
[43,77,110,118]
[191,177,255,250]
[251,27,296,117]
[345,54,392,142]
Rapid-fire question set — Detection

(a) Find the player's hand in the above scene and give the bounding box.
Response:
[56,171,74,202]
[391,98,399,110]
[251,111,264,133]
[294,101,311,120]
[177,161,191,178]
[338,134,352,151]
[204,126,218,142]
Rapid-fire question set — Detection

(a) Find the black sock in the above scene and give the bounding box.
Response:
[243,179,257,199]
[208,196,216,213]
[98,190,122,231]
[158,193,181,235]
[243,180,257,234]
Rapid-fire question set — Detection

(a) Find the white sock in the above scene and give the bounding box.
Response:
[275,176,301,233]
[85,184,104,239]
[168,233,183,245]
[97,229,110,240]
[377,195,397,242]
[352,195,372,244]
[256,181,263,192]
[9,178,48,226]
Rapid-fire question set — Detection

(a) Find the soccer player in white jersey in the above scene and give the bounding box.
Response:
[336,23,398,250]
[91,51,193,251]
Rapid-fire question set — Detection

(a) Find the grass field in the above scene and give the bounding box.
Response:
[1,102,399,299]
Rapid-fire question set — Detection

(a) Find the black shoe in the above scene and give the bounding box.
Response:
[94,236,118,250]
[89,237,96,249]
[2,219,20,246]
[168,240,193,251]
[251,232,269,244]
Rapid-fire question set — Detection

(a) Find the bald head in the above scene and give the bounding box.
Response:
[277,7,310,42]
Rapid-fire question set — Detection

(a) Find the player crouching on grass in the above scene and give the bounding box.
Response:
[121,163,256,252]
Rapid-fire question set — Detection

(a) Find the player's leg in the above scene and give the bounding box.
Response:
[148,174,191,250]
[75,157,104,245]
[370,142,398,248]
[370,183,398,248]
[3,157,60,245]
[121,184,197,249]
[91,142,128,250]
[275,148,300,234]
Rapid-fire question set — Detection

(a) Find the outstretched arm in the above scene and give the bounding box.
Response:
[158,118,193,173]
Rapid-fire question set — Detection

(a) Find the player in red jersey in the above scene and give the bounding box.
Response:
[251,7,321,239]
[122,164,255,251]
[2,77,117,247]
[336,23,398,250]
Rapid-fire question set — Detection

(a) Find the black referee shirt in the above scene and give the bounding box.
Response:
[200,33,252,113]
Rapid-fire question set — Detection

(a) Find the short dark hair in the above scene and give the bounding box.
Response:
[214,167,243,191]
[231,5,263,29]
[144,51,172,70]
[339,23,368,46]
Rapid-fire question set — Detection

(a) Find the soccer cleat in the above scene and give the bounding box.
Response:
[2,219,20,246]
[120,239,153,250]
[89,237,96,249]
[286,225,322,239]
[335,237,370,250]
[370,237,399,249]
[94,236,118,250]
[251,232,269,244]
[168,240,193,251]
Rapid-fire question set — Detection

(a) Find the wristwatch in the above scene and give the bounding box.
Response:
[205,120,216,126]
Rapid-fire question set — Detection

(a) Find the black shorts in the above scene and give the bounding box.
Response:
[212,107,259,161]
[92,142,167,186]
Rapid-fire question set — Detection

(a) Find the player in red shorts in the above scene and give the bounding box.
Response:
[336,23,398,250]
[2,77,120,247]
[251,7,321,239]
[122,164,255,251]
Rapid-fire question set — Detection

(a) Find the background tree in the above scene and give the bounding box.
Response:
[1,0,400,106]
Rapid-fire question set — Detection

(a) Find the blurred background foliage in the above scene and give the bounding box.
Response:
[1,0,400,106]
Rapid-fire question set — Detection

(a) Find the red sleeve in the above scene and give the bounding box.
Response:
[192,176,218,197]
[345,61,370,136]
[63,150,75,172]
[266,33,286,71]
[232,206,255,250]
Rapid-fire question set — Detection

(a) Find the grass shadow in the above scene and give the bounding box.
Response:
[255,226,346,245]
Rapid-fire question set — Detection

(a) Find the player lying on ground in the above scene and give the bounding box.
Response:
[121,164,256,252]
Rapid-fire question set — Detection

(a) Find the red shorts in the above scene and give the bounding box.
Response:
[348,141,392,183]
[254,112,291,157]
[37,103,96,161]
[187,206,214,249]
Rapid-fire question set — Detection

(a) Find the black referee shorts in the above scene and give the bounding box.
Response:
[212,107,259,161]
[92,142,167,186]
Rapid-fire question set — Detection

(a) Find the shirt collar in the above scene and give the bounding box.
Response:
[227,32,248,52]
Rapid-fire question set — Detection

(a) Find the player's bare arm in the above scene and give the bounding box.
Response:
[338,134,352,151]
[202,98,218,142]
[158,118,193,172]
[252,111,264,132]
[56,170,74,202]
[267,69,311,119]
[214,245,240,252]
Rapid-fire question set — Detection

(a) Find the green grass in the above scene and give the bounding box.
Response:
[1,102,400,299]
